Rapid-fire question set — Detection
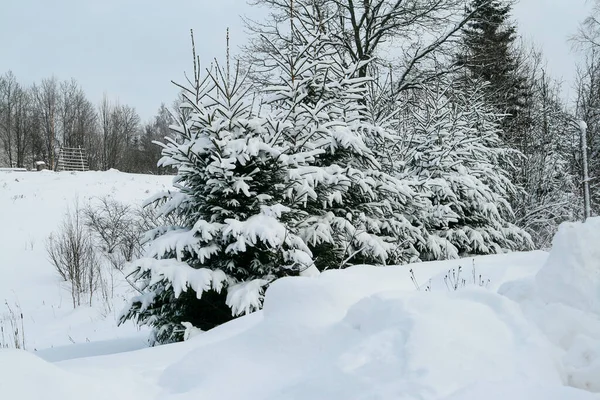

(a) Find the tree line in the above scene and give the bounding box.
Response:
[115,0,600,343]
[0,74,174,174]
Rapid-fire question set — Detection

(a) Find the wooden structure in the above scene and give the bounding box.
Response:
[55,147,89,172]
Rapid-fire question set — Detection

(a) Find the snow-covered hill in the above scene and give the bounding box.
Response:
[1,170,600,399]
[0,169,173,350]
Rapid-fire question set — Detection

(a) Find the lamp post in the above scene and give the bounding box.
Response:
[578,120,591,222]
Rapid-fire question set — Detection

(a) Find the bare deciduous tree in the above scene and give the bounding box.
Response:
[84,197,144,270]
[12,85,36,168]
[98,95,141,170]
[0,71,18,166]
[57,79,96,149]
[574,0,600,50]
[33,77,59,169]
[245,0,479,93]
[47,201,100,308]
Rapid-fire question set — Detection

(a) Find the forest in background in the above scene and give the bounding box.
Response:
[3,0,600,252]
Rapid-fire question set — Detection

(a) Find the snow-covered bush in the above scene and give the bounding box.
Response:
[261,22,431,269]
[402,81,533,258]
[83,196,174,271]
[83,196,175,310]
[46,195,169,313]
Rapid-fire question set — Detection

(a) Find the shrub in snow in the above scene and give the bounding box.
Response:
[0,301,25,349]
[46,200,101,308]
[83,196,171,308]
[83,196,145,271]
[403,81,532,258]
[119,61,313,344]
[410,260,490,292]
[47,196,157,312]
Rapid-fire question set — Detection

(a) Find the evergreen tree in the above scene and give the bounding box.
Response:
[119,62,313,344]
[132,103,175,175]
[261,21,432,268]
[457,0,579,247]
[120,24,438,344]
[459,0,528,142]
[402,80,533,257]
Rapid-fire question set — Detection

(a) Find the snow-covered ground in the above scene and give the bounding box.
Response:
[1,170,600,399]
[0,169,173,351]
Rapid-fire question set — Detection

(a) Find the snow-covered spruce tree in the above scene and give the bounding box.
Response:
[260,22,431,269]
[403,80,533,258]
[119,61,313,344]
[459,0,529,142]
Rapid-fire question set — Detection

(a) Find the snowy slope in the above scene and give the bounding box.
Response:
[1,170,600,399]
[0,170,173,350]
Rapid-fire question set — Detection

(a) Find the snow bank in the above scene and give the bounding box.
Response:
[151,224,600,399]
[535,218,600,315]
[157,276,561,400]
[500,217,600,392]
[261,249,546,331]
[0,349,136,400]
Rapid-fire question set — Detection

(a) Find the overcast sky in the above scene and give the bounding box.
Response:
[513,0,592,99]
[0,0,593,121]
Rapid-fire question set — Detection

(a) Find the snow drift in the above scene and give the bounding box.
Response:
[156,277,563,399]
[501,217,600,393]
[535,218,600,315]
[0,349,144,400]
[3,171,600,399]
